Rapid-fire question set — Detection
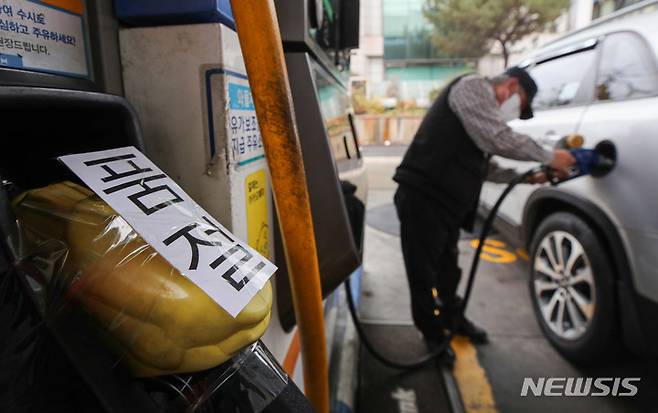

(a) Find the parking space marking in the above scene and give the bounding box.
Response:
[451,336,498,413]
[469,239,517,264]
[516,248,529,261]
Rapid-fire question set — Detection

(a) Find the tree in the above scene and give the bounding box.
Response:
[423,0,569,67]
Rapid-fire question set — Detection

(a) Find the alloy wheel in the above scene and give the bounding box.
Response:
[533,230,596,340]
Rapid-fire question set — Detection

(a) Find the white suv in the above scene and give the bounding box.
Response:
[480,5,658,363]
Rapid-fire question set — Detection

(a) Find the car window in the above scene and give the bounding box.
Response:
[529,49,596,110]
[596,32,658,102]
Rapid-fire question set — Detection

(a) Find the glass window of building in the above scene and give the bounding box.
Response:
[382,0,438,60]
[380,0,472,101]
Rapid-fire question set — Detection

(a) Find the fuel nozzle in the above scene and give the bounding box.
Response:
[571,140,617,177]
[548,140,617,185]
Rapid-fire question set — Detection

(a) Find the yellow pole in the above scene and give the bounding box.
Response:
[229,2,329,413]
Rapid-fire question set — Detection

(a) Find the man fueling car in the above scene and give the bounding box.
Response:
[392,67,577,358]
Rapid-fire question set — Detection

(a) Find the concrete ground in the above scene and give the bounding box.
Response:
[359,146,658,413]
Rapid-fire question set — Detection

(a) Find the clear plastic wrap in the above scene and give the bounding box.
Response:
[10,181,273,379]
[147,341,290,412]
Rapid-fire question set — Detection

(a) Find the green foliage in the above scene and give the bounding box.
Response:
[428,85,443,102]
[423,0,569,65]
[352,94,386,114]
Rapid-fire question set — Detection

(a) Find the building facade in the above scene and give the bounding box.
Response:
[350,0,657,145]
[351,0,652,99]
[351,0,472,107]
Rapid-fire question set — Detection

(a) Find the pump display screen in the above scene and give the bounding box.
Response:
[0,0,90,78]
[310,59,359,169]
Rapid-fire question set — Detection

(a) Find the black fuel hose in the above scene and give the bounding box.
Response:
[344,167,539,370]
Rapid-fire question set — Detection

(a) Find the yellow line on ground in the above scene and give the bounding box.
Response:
[469,239,517,264]
[451,336,498,413]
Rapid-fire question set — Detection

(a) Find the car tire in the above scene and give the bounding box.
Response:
[529,211,618,364]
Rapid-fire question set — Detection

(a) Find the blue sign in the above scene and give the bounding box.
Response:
[229,83,255,111]
[0,52,23,67]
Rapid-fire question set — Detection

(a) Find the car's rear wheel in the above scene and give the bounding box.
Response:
[529,212,618,364]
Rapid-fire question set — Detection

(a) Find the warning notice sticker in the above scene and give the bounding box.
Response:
[245,169,270,258]
[205,68,265,168]
[59,146,277,317]
[0,0,88,78]
[227,80,264,166]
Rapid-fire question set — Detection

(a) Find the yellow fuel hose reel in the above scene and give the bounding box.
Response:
[12,181,272,378]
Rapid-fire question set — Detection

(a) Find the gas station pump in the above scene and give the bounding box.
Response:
[0,1,315,411]
[115,2,365,412]
[117,9,274,272]
[273,0,366,331]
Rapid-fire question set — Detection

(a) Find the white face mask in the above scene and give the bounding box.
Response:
[499,93,521,122]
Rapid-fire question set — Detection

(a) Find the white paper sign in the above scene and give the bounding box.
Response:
[59,146,277,317]
[0,0,88,77]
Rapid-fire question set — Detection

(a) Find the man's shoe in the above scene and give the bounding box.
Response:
[455,317,488,344]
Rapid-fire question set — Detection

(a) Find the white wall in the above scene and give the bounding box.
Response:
[571,0,595,29]
[351,0,384,81]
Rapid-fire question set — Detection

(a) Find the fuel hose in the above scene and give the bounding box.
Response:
[345,167,539,370]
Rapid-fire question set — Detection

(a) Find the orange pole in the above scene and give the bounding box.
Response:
[229,2,329,413]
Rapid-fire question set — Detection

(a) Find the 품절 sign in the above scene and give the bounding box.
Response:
[59,146,277,317]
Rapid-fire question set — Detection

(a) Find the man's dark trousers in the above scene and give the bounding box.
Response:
[394,184,462,340]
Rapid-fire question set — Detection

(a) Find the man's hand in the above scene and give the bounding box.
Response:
[548,149,576,178]
[527,171,548,184]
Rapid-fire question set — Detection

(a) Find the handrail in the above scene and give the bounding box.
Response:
[229,2,329,413]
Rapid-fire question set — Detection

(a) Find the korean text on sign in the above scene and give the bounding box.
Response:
[228,81,263,163]
[0,0,88,77]
[59,147,277,317]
